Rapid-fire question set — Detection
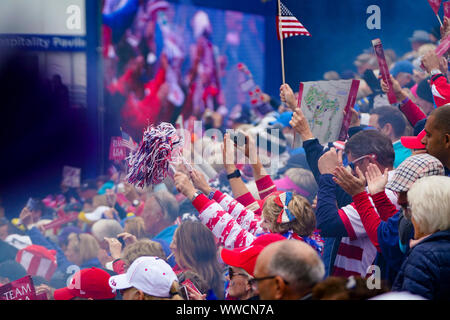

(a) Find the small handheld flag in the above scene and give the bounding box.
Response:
[428,0,444,26]
[277,1,311,40]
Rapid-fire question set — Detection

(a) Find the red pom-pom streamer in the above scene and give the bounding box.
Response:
[126,122,184,188]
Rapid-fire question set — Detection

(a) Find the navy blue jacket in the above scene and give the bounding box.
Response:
[392,229,450,300]
[303,138,352,277]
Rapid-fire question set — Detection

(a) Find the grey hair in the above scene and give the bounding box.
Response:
[91,219,124,242]
[150,191,180,222]
[267,240,325,293]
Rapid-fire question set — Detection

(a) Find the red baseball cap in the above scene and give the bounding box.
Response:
[220,233,285,276]
[54,267,116,300]
[401,129,426,150]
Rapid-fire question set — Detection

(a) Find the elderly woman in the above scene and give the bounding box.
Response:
[392,176,450,300]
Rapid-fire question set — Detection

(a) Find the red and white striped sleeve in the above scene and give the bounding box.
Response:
[192,193,257,249]
[235,192,262,216]
[212,190,264,236]
[256,175,277,200]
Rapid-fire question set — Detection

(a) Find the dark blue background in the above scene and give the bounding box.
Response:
[179,0,439,96]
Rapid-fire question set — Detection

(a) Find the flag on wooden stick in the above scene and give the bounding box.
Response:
[277,1,311,40]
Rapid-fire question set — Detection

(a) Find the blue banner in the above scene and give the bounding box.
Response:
[0,34,87,51]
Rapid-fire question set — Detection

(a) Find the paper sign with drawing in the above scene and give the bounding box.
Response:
[297,79,360,144]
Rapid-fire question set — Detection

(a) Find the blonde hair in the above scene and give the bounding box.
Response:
[127,282,184,300]
[121,239,166,268]
[67,233,100,263]
[408,176,450,235]
[417,43,437,57]
[124,216,146,239]
[262,193,316,236]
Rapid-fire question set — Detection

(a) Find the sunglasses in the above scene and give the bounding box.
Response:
[348,154,377,171]
[228,267,248,279]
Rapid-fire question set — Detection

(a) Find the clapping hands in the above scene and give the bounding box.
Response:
[365,164,389,195]
[332,166,366,197]
[332,163,388,197]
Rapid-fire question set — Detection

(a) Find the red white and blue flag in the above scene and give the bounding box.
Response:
[121,129,138,151]
[277,1,311,40]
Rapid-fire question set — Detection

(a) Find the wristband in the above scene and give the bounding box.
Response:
[191,190,203,202]
[227,169,241,180]
[430,69,442,76]
[400,97,410,105]
[207,190,216,200]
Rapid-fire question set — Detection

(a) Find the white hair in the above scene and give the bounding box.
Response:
[408,176,450,235]
[91,219,124,242]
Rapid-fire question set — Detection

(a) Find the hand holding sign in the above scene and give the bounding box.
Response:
[35,284,55,300]
[372,38,397,105]
[380,74,409,103]
[289,107,314,141]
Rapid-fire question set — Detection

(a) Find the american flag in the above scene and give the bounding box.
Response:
[121,129,137,151]
[277,1,311,40]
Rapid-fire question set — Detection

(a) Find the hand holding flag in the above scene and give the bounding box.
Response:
[120,129,138,151]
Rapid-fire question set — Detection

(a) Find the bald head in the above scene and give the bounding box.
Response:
[254,240,325,300]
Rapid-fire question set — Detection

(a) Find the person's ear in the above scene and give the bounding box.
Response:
[273,276,287,300]
[381,123,393,137]
[134,289,145,300]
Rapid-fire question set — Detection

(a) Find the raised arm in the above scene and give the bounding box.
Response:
[190,169,263,235]
[222,133,254,199]
[220,133,262,213]
[380,75,426,126]
[314,149,348,237]
[174,172,257,249]
[280,83,298,110]
[234,131,277,200]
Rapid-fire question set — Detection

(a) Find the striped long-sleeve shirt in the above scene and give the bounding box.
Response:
[192,191,266,249]
[235,175,278,215]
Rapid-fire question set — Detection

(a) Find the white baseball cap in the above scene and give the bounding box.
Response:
[108,256,178,298]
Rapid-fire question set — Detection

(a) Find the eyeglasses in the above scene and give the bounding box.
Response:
[248,275,289,290]
[348,154,377,170]
[228,267,248,279]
